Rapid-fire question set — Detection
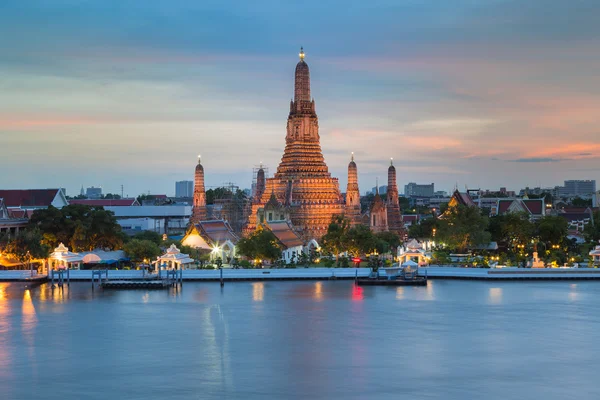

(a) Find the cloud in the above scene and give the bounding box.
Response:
[510,157,564,163]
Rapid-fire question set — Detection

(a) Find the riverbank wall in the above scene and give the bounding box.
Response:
[2,267,600,282]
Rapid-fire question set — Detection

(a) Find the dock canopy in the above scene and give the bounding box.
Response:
[154,244,194,272]
[48,243,84,270]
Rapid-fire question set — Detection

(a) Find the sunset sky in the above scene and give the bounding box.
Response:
[1,0,599,197]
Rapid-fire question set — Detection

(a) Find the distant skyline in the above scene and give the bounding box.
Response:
[2,0,599,196]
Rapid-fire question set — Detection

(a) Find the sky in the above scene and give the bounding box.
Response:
[1,0,599,197]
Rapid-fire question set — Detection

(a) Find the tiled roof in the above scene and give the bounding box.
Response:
[198,220,239,244]
[560,213,592,222]
[267,221,304,248]
[498,200,513,214]
[0,189,60,208]
[522,199,543,215]
[69,198,139,207]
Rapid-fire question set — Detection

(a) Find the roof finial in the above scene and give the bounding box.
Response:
[390,157,393,166]
[260,160,263,169]
[351,152,354,162]
[198,154,201,164]
[376,177,379,195]
[299,46,305,61]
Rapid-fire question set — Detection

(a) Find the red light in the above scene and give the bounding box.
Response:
[352,258,361,263]
[352,285,364,301]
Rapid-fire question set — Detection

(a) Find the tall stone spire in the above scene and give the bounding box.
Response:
[386,157,404,236]
[294,47,311,103]
[255,163,266,200]
[191,155,207,223]
[345,152,361,224]
[244,48,344,240]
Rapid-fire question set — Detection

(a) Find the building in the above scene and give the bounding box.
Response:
[0,198,28,236]
[191,156,207,223]
[496,198,545,220]
[69,198,140,207]
[244,48,344,240]
[0,189,69,210]
[386,159,404,235]
[106,205,191,235]
[404,182,434,198]
[344,153,362,225]
[182,220,239,262]
[563,180,596,198]
[370,184,388,233]
[370,186,387,195]
[175,180,194,198]
[86,186,102,199]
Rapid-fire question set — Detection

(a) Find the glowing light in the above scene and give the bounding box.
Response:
[314,281,323,301]
[352,285,364,301]
[252,282,264,302]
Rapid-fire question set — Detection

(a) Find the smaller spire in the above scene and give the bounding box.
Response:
[351,152,354,162]
[376,177,379,195]
[198,154,202,164]
[390,157,393,166]
[260,160,263,169]
[299,46,305,61]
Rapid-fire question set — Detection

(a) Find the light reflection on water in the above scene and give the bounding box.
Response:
[0,280,598,400]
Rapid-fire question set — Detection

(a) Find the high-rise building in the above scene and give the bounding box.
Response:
[175,180,193,198]
[244,48,344,239]
[86,186,102,199]
[563,180,596,198]
[404,182,434,197]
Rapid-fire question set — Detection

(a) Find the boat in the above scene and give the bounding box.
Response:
[356,264,427,286]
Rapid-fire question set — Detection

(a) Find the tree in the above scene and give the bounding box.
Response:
[375,231,401,253]
[536,216,568,246]
[583,211,600,243]
[436,204,491,252]
[131,231,163,245]
[0,229,50,262]
[237,227,282,263]
[321,215,352,259]
[408,218,437,240]
[489,212,535,251]
[570,197,592,207]
[28,205,124,251]
[123,239,161,264]
[345,224,377,257]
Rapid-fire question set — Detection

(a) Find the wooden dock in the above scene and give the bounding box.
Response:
[100,280,174,289]
[356,277,428,286]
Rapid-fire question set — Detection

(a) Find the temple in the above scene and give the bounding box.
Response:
[345,153,362,225]
[190,155,207,223]
[245,48,344,239]
[386,158,404,235]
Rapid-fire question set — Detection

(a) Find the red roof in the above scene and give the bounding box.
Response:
[69,198,139,207]
[522,199,543,215]
[198,220,239,244]
[497,200,513,214]
[0,189,61,208]
[267,221,304,248]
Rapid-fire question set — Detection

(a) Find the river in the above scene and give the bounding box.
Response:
[0,280,598,399]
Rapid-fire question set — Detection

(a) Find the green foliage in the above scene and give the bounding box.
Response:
[583,211,600,244]
[239,259,252,268]
[375,231,401,252]
[123,239,161,263]
[436,204,490,252]
[205,187,247,205]
[408,218,437,240]
[431,250,451,265]
[321,257,335,267]
[570,197,592,207]
[321,215,352,257]
[237,227,282,263]
[131,231,163,245]
[489,212,535,251]
[0,229,50,261]
[536,215,568,246]
[28,205,124,251]
[346,224,378,256]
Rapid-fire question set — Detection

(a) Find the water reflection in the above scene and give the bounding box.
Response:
[252,282,264,302]
[396,287,404,300]
[569,284,578,302]
[313,281,323,301]
[22,290,37,356]
[351,284,363,301]
[489,287,503,305]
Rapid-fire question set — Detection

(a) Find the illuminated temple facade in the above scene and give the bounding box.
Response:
[244,48,344,239]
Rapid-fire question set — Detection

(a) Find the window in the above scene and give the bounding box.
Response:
[268,212,273,221]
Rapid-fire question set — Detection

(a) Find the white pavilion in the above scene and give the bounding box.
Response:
[153,244,195,272]
[397,239,430,266]
[48,243,84,270]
